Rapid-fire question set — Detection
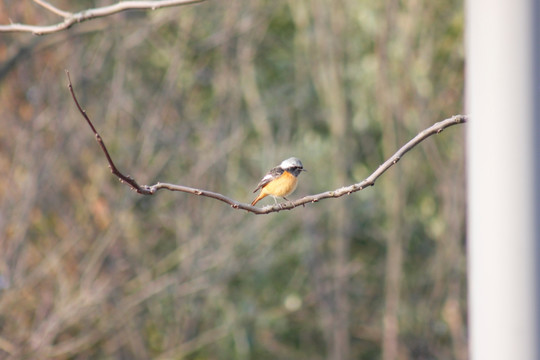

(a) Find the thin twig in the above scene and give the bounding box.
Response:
[32,0,72,18]
[67,71,153,195]
[66,70,468,215]
[0,0,205,35]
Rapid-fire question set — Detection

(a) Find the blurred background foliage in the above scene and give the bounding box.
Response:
[0,0,465,359]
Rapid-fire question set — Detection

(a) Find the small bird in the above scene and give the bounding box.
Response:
[251,157,306,206]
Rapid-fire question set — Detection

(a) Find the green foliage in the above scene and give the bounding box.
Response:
[0,0,465,359]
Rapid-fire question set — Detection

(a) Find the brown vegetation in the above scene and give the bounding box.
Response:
[0,0,466,359]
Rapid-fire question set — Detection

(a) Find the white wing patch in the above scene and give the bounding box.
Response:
[253,166,284,192]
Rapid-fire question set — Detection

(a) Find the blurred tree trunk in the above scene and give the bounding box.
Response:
[311,1,351,359]
[290,0,352,358]
[376,0,405,359]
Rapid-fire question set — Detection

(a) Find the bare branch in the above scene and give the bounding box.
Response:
[66,71,153,195]
[0,0,205,35]
[66,71,468,215]
[32,0,72,18]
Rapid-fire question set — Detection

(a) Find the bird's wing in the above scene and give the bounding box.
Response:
[253,166,284,192]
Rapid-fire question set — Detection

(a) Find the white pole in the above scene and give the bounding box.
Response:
[466,0,540,359]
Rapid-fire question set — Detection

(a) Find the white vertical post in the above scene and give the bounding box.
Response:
[466,0,540,359]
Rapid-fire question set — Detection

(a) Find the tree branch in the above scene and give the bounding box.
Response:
[66,70,468,215]
[0,0,205,35]
[32,0,72,18]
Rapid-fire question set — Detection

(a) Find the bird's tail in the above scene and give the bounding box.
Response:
[251,192,266,206]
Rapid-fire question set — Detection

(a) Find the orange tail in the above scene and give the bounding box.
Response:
[251,192,267,206]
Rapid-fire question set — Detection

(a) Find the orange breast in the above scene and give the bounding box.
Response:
[261,171,298,198]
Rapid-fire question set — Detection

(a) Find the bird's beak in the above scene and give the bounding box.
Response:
[302,168,307,172]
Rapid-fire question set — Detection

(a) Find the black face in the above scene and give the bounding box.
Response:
[286,165,305,177]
